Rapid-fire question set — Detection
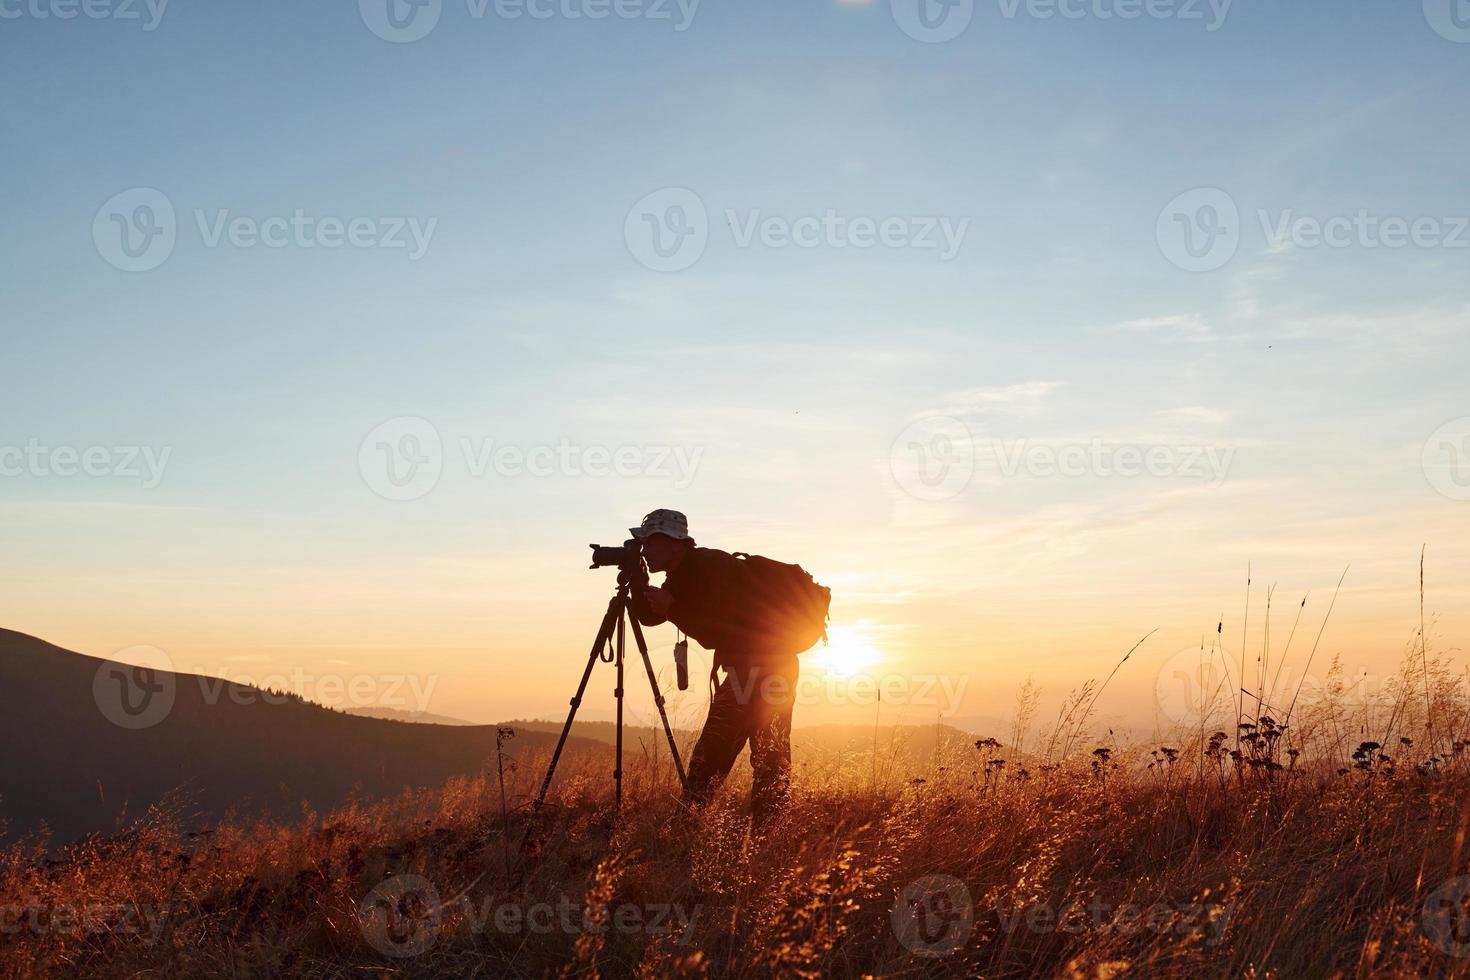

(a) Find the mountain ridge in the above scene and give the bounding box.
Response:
[0,629,603,847]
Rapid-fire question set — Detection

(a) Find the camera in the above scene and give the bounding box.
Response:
[588,538,686,691]
[588,537,652,593]
[588,538,641,570]
[588,540,640,570]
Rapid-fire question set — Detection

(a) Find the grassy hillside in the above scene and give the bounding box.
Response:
[4,706,1470,977]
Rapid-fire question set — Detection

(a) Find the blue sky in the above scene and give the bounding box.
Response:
[3,0,1468,729]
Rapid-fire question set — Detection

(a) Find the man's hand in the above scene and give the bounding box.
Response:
[642,586,675,620]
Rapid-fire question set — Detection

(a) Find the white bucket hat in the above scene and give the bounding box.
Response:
[629,508,693,541]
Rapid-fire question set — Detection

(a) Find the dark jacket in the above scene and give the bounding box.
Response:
[632,547,795,670]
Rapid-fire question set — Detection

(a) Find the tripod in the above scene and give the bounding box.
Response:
[533,569,688,813]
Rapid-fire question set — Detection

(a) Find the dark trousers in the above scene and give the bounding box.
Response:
[683,658,799,826]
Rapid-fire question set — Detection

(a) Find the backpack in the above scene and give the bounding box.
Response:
[729,552,831,655]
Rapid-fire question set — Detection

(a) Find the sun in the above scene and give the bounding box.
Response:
[809,622,883,679]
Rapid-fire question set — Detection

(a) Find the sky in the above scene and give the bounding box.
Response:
[2,0,1469,741]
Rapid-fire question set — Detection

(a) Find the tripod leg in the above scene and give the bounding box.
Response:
[626,610,689,790]
[534,597,620,812]
[614,612,625,811]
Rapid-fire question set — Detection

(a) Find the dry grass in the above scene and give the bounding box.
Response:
[6,716,1470,978]
[6,577,1470,978]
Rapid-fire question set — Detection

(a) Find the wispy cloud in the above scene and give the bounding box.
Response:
[1109,314,1212,343]
[1153,406,1233,427]
[937,381,1066,416]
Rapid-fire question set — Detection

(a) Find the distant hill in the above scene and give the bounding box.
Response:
[346,706,476,726]
[509,716,983,768]
[0,630,605,847]
[504,718,698,748]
